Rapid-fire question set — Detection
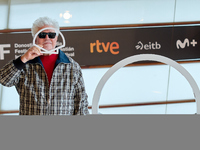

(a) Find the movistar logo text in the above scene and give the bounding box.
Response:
[176,38,197,49]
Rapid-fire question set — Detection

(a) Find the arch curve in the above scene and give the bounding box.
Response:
[92,54,200,114]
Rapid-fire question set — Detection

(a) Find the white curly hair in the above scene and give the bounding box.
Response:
[31,16,60,37]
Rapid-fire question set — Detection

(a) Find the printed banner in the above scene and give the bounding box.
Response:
[1,25,200,69]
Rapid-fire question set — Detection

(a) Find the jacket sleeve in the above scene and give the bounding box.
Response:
[0,57,25,87]
[73,66,90,115]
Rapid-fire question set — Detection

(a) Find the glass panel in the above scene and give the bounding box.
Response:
[1,86,19,110]
[82,67,109,106]
[8,0,176,29]
[97,102,196,114]
[97,65,170,105]
[98,104,166,114]
[175,0,200,22]
[9,2,48,29]
[0,0,8,29]
[5,0,200,29]
[167,64,196,101]
[180,62,200,90]
[2,113,19,115]
[166,102,196,114]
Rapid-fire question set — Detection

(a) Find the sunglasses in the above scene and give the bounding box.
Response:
[38,32,57,39]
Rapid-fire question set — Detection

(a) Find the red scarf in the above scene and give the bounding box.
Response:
[40,54,58,86]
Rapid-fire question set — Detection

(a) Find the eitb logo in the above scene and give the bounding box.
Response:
[0,44,11,60]
[135,41,161,50]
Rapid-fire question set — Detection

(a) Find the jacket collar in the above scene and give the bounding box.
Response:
[27,50,71,66]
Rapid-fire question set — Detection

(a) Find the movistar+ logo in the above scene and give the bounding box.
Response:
[176,38,197,49]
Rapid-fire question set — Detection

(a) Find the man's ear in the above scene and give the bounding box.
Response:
[34,38,37,44]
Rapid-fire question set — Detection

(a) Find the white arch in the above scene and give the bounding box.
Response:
[33,27,66,54]
[92,54,200,114]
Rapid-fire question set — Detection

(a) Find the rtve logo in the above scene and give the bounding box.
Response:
[0,44,11,60]
[90,40,119,55]
[176,38,197,49]
[135,41,161,50]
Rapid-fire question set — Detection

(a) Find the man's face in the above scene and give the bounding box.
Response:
[35,25,58,51]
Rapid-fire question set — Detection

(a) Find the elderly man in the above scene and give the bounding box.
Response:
[0,16,89,115]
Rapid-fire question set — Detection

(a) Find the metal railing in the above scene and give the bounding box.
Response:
[0,99,195,115]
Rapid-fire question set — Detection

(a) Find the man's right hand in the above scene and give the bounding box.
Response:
[20,45,43,63]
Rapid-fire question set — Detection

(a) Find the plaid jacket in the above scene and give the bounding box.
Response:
[0,50,89,115]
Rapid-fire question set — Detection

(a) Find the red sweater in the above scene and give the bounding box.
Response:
[40,54,58,86]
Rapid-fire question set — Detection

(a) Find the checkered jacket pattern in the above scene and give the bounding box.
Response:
[0,50,89,115]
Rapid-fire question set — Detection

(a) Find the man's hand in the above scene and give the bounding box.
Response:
[21,45,43,63]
